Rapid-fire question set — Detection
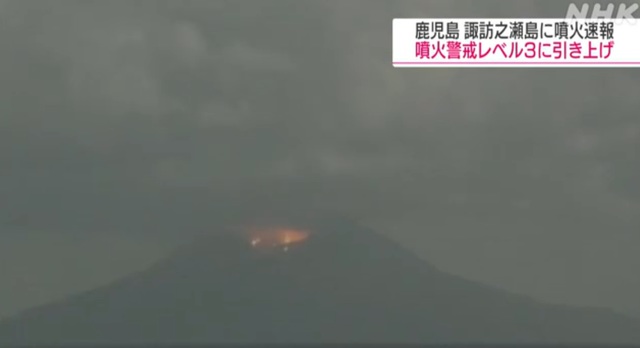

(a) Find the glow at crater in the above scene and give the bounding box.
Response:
[247,227,310,249]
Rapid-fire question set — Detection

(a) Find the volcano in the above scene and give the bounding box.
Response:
[1,220,640,344]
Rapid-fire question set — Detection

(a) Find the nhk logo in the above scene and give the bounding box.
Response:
[566,3,639,23]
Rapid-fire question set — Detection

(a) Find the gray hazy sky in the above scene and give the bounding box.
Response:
[1,0,639,319]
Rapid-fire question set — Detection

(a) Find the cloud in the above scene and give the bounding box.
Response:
[1,0,638,233]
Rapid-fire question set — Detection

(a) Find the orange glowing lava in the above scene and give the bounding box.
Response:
[247,227,310,249]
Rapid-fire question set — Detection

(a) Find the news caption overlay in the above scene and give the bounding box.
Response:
[392,19,640,68]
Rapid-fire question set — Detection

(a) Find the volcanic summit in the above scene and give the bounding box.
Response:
[1,219,639,345]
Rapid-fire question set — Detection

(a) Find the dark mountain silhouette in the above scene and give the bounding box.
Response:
[1,219,640,344]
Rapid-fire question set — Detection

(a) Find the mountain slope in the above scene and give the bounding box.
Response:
[1,221,640,344]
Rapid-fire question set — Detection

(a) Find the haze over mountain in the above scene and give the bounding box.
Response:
[2,0,640,323]
[1,219,639,345]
